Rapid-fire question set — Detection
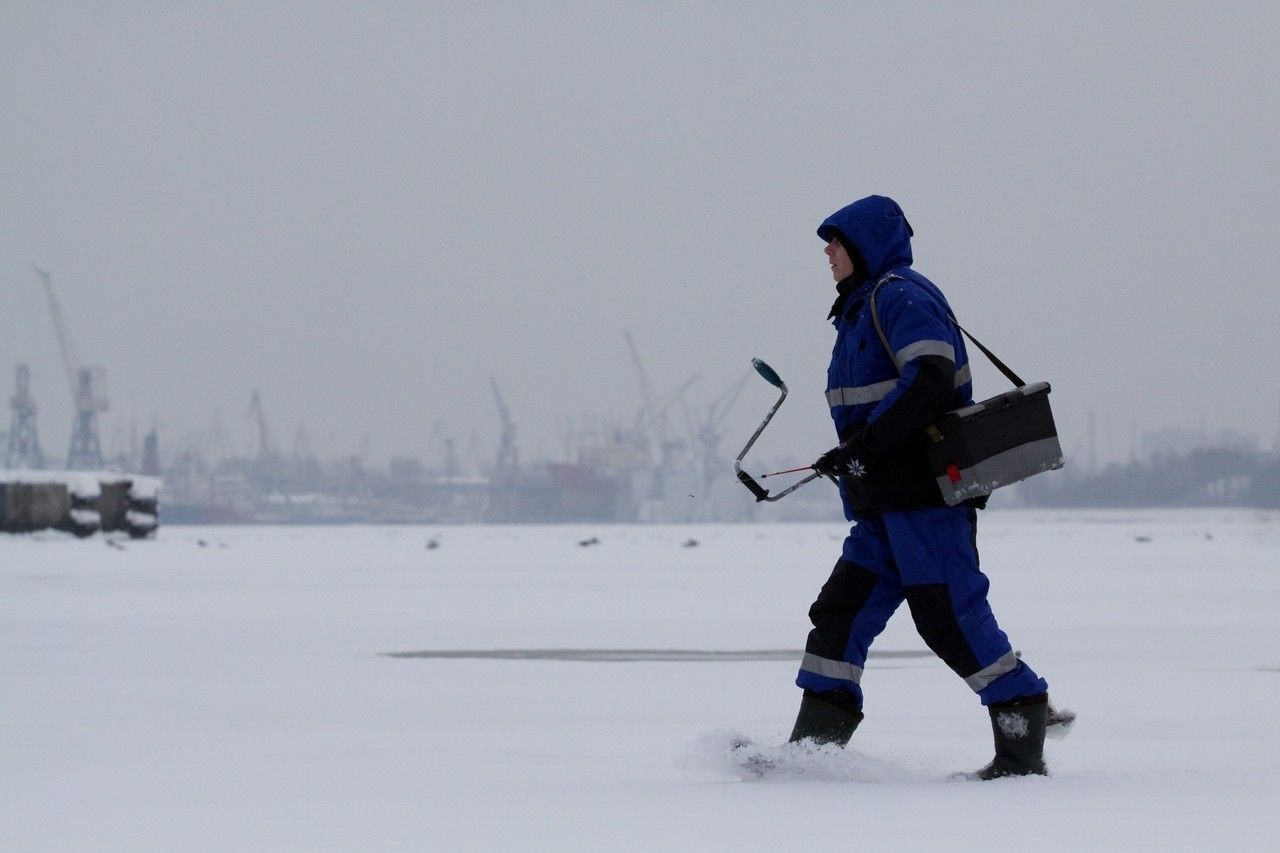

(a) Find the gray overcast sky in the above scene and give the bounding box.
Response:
[3,1,1278,470]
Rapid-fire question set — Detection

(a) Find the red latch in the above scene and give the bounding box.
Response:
[946,464,962,483]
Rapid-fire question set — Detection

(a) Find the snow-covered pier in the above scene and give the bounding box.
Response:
[0,470,159,537]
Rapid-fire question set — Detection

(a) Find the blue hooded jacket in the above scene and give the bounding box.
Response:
[817,195,975,516]
[818,195,915,283]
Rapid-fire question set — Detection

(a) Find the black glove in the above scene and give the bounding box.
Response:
[812,440,866,479]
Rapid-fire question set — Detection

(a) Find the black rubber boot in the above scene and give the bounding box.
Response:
[788,689,863,747]
[968,694,1049,780]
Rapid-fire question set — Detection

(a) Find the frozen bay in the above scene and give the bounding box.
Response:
[4,510,1279,851]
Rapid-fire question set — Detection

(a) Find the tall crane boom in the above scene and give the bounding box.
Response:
[33,265,80,401]
[490,377,518,471]
[623,329,665,449]
[249,390,274,459]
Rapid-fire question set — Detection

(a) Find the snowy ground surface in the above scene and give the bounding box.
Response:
[4,510,1280,851]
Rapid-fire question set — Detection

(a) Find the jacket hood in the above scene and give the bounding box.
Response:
[817,195,914,282]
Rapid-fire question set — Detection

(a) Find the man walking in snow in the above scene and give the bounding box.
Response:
[791,194,1054,779]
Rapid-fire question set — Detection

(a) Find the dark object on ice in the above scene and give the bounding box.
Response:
[578,536,600,547]
[197,539,208,547]
[426,538,440,550]
[682,538,699,548]
[787,689,863,747]
[964,694,1049,780]
[105,538,125,550]
[1135,535,1152,543]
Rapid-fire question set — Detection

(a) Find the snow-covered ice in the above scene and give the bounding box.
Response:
[3,510,1279,851]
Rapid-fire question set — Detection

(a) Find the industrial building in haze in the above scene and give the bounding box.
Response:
[8,270,1275,527]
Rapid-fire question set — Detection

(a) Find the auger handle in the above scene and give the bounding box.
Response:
[734,357,823,502]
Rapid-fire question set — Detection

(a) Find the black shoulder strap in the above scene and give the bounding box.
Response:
[870,275,1026,388]
[950,319,1025,388]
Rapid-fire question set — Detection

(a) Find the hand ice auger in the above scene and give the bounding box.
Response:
[733,358,823,502]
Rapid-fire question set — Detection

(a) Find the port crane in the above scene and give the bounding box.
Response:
[34,266,107,469]
[6,363,45,469]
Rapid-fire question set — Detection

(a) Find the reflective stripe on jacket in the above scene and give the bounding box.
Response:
[817,196,976,516]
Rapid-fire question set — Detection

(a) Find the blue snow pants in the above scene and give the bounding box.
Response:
[795,505,1047,708]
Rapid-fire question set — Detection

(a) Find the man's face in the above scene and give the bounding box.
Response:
[825,238,856,282]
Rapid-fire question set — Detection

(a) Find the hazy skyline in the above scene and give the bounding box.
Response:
[4,2,1278,472]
